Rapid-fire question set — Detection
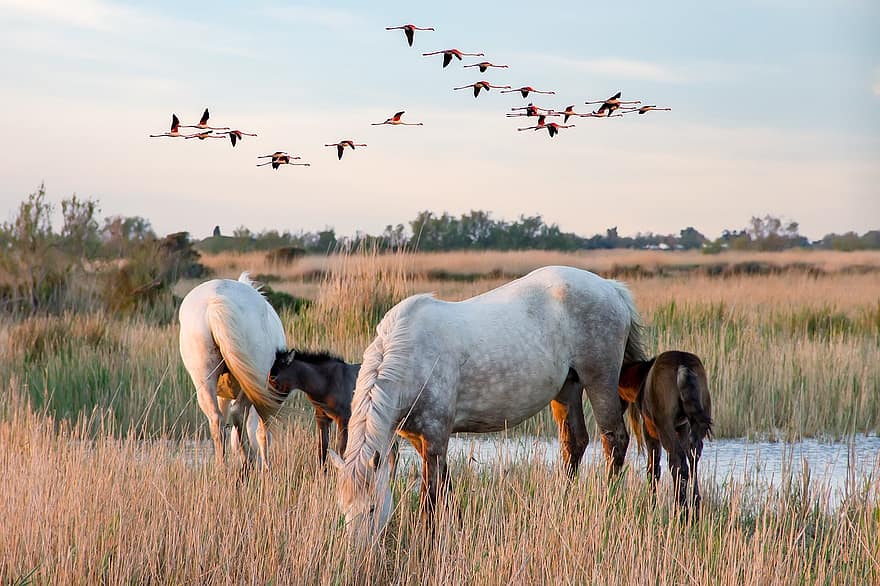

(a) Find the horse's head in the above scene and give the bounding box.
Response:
[329,448,394,546]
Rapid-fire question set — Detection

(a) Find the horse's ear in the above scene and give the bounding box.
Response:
[370,451,381,470]
[284,350,296,366]
[328,449,345,472]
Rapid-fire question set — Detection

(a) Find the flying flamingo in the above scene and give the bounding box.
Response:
[324,140,367,160]
[422,49,485,68]
[257,153,309,169]
[517,114,550,131]
[553,105,597,123]
[371,111,424,126]
[184,131,224,140]
[501,86,556,98]
[588,109,624,118]
[622,105,672,115]
[149,114,183,138]
[585,92,641,116]
[519,120,575,137]
[385,24,435,46]
[180,108,230,131]
[463,61,509,73]
[222,130,258,147]
[506,103,555,117]
[453,80,512,98]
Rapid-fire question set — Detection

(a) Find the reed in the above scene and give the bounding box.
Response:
[0,397,876,585]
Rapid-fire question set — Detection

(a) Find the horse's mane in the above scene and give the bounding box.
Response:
[343,295,430,484]
[238,271,264,293]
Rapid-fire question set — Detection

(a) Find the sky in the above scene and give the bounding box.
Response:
[0,0,878,240]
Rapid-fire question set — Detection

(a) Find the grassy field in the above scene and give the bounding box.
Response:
[1,249,878,583]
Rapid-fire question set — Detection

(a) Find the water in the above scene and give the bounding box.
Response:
[395,434,880,507]
[179,434,880,507]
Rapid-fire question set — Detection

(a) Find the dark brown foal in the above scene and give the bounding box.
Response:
[269,349,358,466]
[619,351,713,511]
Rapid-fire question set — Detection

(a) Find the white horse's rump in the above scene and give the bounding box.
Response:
[179,273,287,469]
[333,266,645,542]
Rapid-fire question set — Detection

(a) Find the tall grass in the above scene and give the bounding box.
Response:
[0,398,876,585]
[1,251,878,439]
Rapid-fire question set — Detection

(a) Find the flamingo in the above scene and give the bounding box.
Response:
[180,108,230,131]
[371,111,424,126]
[422,49,484,68]
[585,92,641,116]
[184,130,224,140]
[501,86,556,98]
[453,81,511,98]
[516,114,550,131]
[519,120,575,137]
[222,130,258,147]
[506,103,555,117]
[553,105,596,123]
[385,24,435,47]
[257,153,309,169]
[622,105,672,115]
[324,140,367,160]
[588,109,624,118]
[149,114,183,138]
[463,61,509,73]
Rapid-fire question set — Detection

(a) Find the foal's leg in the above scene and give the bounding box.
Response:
[314,407,331,466]
[256,417,272,472]
[228,393,254,467]
[335,416,349,460]
[550,377,589,478]
[644,425,662,493]
[680,426,702,513]
[662,425,690,509]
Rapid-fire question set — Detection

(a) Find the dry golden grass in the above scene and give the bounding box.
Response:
[199,248,880,282]
[1,395,877,585]
[3,248,879,583]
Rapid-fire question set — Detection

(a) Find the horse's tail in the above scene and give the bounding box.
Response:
[610,280,648,368]
[206,297,286,421]
[676,365,713,448]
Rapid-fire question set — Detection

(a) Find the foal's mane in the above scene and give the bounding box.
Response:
[288,348,346,365]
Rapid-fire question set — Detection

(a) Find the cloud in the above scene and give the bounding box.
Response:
[0,0,143,31]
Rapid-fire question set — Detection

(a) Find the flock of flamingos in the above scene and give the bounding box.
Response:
[149,23,670,167]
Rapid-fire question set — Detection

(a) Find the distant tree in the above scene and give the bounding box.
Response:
[213,225,221,237]
[60,195,101,260]
[678,227,707,250]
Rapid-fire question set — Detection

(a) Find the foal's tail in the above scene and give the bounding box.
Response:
[206,297,286,421]
[677,365,713,449]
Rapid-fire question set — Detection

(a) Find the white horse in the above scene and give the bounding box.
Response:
[329,266,646,543]
[179,273,288,470]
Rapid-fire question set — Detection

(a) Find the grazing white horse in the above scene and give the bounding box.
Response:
[179,273,288,470]
[329,266,646,543]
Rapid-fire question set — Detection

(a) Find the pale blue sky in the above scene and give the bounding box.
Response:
[1,0,877,239]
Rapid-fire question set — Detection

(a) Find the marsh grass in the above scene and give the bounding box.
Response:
[0,397,877,585]
[1,251,879,439]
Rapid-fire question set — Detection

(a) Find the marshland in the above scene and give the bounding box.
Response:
[1,243,878,584]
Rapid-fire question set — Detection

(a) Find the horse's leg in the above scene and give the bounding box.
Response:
[314,407,331,467]
[550,377,589,478]
[193,372,225,468]
[582,369,630,477]
[420,435,452,522]
[681,425,702,513]
[663,425,690,510]
[645,426,662,496]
